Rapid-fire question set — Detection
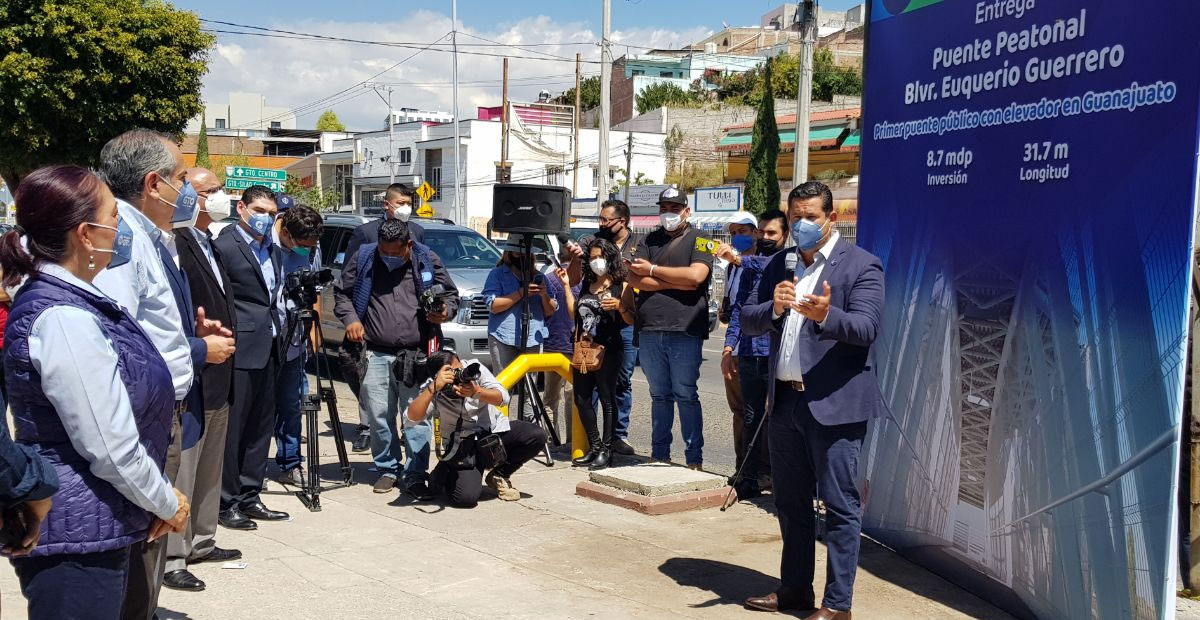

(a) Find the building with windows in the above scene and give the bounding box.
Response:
[610,50,765,126]
[387,108,455,127]
[347,103,666,230]
[185,92,297,133]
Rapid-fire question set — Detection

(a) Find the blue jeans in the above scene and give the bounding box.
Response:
[274,353,305,472]
[360,350,431,484]
[595,324,636,439]
[13,547,130,620]
[638,330,704,465]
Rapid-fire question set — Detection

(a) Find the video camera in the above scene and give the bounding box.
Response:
[284,268,333,307]
[419,283,456,314]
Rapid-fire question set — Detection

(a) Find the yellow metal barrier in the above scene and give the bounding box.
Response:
[495,353,586,460]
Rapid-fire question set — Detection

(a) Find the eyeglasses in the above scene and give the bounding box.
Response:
[598,216,623,225]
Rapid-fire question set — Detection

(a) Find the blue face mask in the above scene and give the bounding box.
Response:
[791,218,826,251]
[381,255,407,271]
[160,178,199,225]
[291,246,312,259]
[246,212,274,238]
[89,216,134,270]
[730,234,755,252]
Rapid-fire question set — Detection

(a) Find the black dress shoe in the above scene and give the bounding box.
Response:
[241,500,289,521]
[163,569,206,592]
[609,437,636,456]
[189,547,242,564]
[218,508,257,531]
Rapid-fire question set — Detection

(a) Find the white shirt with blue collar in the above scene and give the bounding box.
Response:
[774,230,839,382]
[92,200,193,400]
[30,263,180,520]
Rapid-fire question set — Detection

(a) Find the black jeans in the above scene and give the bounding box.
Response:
[433,420,548,508]
[572,342,622,450]
[13,547,130,620]
[737,356,772,487]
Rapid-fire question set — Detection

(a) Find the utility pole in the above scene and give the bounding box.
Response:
[501,57,510,184]
[792,0,816,185]
[451,0,463,224]
[598,0,612,204]
[622,132,633,203]
[387,87,395,184]
[573,52,581,197]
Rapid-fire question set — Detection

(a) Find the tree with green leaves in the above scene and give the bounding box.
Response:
[284,174,341,212]
[563,76,602,112]
[635,82,696,115]
[743,58,781,215]
[609,167,655,196]
[315,109,346,132]
[715,49,861,107]
[195,123,211,169]
[0,0,214,189]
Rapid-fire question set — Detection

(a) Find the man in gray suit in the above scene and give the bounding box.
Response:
[740,181,885,620]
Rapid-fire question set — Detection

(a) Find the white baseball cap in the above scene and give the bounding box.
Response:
[726,211,758,229]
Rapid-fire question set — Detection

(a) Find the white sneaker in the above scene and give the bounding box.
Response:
[485,471,520,501]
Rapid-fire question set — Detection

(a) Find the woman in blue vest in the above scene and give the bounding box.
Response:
[0,165,190,620]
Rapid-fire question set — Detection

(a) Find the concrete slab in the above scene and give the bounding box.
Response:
[589,463,728,497]
[577,480,730,515]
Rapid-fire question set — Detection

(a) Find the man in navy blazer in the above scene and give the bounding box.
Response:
[740,182,884,620]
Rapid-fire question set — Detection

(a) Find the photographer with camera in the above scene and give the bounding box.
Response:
[333,219,457,498]
[406,350,547,507]
[274,205,324,488]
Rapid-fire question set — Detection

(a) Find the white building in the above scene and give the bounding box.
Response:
[345,104,667,229]
[387,108,455,127]
[185,92,297,132]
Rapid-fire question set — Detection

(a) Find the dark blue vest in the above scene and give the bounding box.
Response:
[352,241,436,319]
[5,273,175,556]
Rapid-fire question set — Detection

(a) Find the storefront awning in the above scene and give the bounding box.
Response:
[716,125,845,153]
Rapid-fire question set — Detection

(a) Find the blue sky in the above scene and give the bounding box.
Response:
[167,0,864,130]
[173,1,865,34]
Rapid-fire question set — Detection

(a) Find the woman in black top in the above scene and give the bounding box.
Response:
[570,239,635,470]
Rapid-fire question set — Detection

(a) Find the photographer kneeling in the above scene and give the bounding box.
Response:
[407,350,547,507]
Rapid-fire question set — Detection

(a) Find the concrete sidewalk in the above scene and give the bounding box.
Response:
[0,443,1010,619]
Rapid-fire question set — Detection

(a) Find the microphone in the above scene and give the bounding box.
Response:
[784,250,797,274]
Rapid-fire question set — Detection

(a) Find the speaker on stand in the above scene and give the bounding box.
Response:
[492,184,571,463]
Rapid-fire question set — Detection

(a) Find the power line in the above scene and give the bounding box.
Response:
[228,31,452,129]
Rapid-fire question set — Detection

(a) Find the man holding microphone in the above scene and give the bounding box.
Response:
[739,182,885,620]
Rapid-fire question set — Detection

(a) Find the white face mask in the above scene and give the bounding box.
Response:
[202,190,233,220]
[660,211,683,232]
[391,204,412,222]
[589,258,608,276]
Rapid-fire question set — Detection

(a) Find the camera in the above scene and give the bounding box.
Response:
[419,283,457,314]
[441,361,481,397]
[453,361,481,386]
[284,268,334,307]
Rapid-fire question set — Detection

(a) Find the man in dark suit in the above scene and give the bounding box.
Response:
[342,182,424,451]
[740,182,885,620]
[164,168,244,592]
[213,184,290,529]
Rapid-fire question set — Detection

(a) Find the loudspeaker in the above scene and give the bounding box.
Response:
[492,184,571,235]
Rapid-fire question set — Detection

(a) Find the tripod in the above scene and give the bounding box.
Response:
[513,234,562,465]
[285,305,354,511]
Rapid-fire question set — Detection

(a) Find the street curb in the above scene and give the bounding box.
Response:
[575,480,730,515]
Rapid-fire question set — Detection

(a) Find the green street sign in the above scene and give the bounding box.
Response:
[225,166,286,182]
[225,178,283,192]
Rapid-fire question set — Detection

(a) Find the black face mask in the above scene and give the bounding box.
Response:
[757,239,780,255]
[596,225,617,241]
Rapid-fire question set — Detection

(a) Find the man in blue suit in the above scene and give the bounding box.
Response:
[740,182,884,620]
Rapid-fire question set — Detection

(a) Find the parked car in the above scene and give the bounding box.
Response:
[316,215,501,366]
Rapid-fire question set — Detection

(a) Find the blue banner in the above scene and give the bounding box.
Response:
[857,1,1200,618]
